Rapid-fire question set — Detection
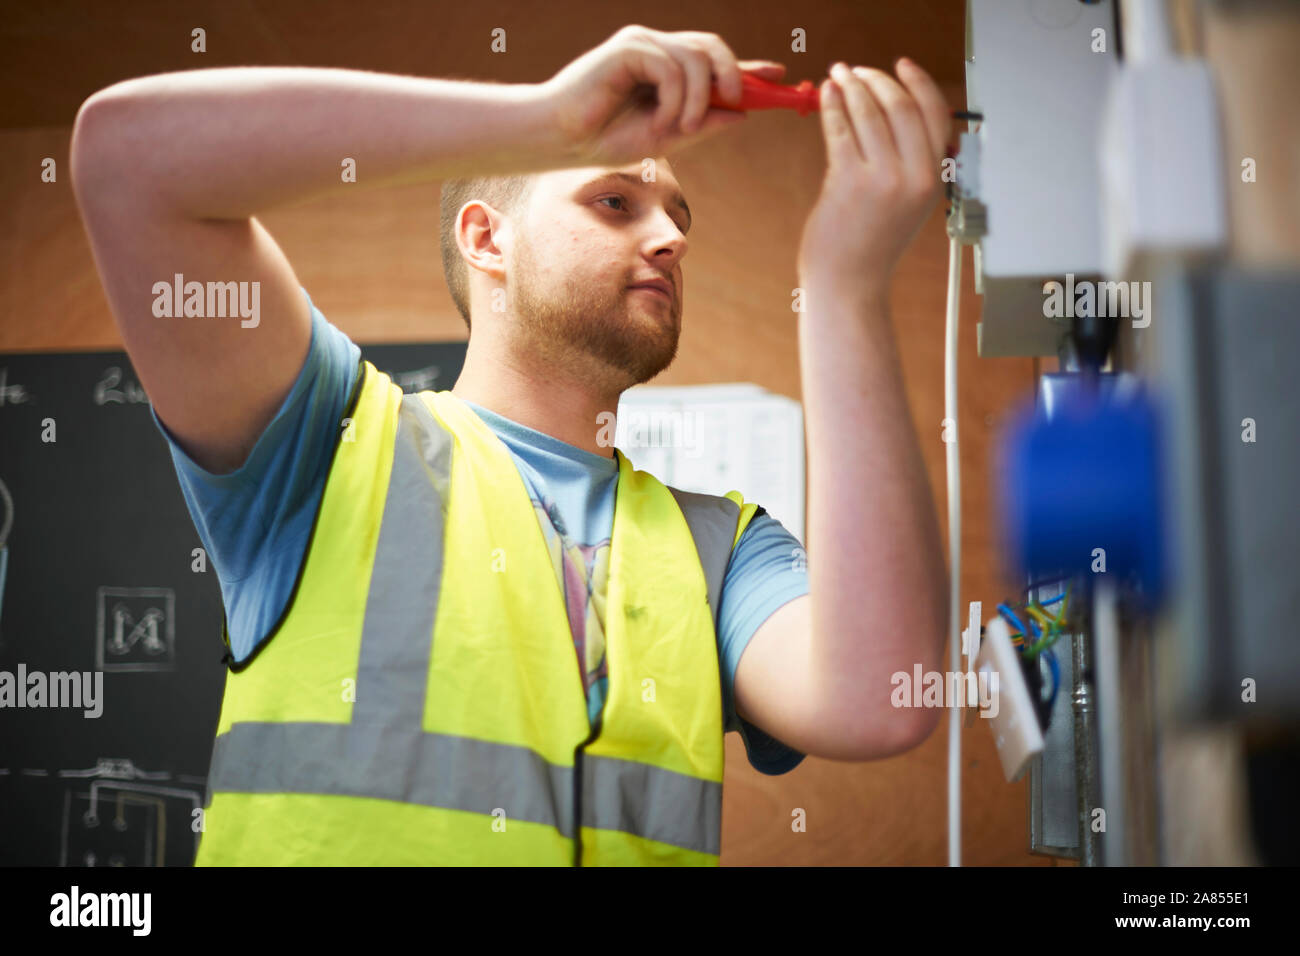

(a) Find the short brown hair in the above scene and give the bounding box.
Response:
[438,174,536,334]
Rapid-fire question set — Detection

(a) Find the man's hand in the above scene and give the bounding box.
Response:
[797,59,953,294]
[541,25,786,166]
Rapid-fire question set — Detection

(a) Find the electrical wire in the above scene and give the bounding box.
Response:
[1043,649,1061,710]
[1024,604,1056,631]
[944,236,962,868]
[1022,626,1065,658]
[995,579,1075,722]
[997,603,1029,635]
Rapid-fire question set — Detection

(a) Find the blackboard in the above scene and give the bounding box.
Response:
[0,341,466,865]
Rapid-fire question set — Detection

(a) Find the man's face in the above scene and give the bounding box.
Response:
[504,160,690,390]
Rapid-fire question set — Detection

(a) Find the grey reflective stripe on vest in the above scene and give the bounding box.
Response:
[354,394,448,731]
[209,391,735,856]
[666,486,741,634]
[209,720,575,828]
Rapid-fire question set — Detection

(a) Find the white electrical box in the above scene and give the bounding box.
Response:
[964,0,1120,356]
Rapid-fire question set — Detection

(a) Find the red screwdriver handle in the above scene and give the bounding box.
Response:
[709,74,821,116]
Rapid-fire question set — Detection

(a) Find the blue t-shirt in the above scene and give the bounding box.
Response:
[151,288,810,775]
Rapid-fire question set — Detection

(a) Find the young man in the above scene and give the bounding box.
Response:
[70,25,950,865]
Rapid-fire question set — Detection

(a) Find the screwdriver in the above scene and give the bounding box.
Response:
[708,73,981,122]
[708,74,820,116]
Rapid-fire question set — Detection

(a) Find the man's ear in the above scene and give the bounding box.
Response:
[457,200,509,283]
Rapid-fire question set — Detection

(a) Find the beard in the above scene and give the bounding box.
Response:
[507,235,680,389]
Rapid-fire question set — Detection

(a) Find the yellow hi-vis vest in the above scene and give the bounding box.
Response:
[195,359,761,866]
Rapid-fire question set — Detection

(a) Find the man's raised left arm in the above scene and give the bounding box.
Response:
[734,59,953,761]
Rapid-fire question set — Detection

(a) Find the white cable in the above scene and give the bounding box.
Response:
[944,235,963,867]
[1124,0,1175,63]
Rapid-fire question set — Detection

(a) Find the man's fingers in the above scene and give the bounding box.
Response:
[829,62,894,164]
[818,77,861,170]
[655,40,717,134]
[645,30,767,131]
[627,40,685,138]
[854,66,930,174]
[688,32,744,107]
[610,29,789,141]
[895,57,954,164]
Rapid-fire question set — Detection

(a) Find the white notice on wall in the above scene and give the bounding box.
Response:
[614,384,806,544]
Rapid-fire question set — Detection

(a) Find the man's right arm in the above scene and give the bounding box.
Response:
[68,69,568,474]
[68,29,770,474]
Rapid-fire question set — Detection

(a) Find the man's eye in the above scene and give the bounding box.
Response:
[598,196,628,211]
